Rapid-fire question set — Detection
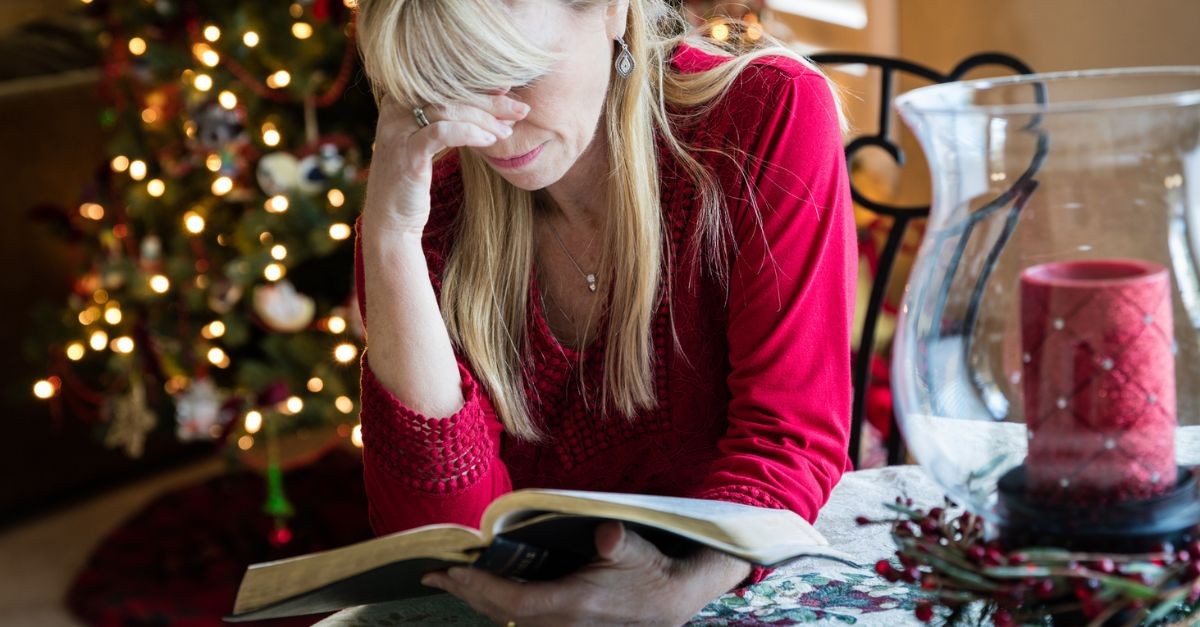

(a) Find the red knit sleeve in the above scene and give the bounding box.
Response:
[692,60,855,565]
[354,153,513,535]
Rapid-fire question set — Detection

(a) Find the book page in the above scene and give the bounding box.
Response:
[483,490,830,567]
[232,524,482,616]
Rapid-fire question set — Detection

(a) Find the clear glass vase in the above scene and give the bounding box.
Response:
[893,67,1200,548]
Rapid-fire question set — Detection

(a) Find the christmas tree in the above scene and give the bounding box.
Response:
[31,0,373,542]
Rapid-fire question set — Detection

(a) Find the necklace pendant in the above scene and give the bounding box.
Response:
[586,274,598,293]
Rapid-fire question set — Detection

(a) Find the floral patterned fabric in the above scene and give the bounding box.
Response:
[320,466,944,626]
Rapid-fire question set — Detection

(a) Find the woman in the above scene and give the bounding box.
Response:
[352,0,856,624]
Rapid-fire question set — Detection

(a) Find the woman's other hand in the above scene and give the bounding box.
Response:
[420,521,750,626]
[363,92,530,234]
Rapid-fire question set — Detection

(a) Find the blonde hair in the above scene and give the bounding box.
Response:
[356,0,845,440]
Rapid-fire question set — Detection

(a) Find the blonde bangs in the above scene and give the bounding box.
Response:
[356,0,559,108]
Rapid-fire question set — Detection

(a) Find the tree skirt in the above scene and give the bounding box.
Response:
[67,448,374,627]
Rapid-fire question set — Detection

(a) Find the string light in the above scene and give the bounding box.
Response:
[285,396,304,414]
[238,435,254,450]
[80,203,104,220]
[343,0,359,8]
[164,375,188,394]
[89,330,108,351]
[218,90,238,109]
[149,274,170,293]
[194,73,213,91]
[335,395,355,414]
[111,155,130,172]
[266,195,289,213]
[94,290,108,304]
[33,379,57,399]
[327,315,347,334]
[205,154,222,171]
[193,43,220,67]
[78,306,99,325]
[244,410,262,434]
[207,346,230,367]
[307,377,324,393]
[351,424,363,448]
[334,343,358,363]
[128,37,147,55]
[147,178,166,197]
[66,342,85,361]
[327,188,345,207]
[270,244,287,260]
[262,123,281,146]
[201,320,226,339]
[129,160,147,180]
[212,176,233,195]
[203,25,221,42]
[184,211,206,234]
[104,307,122,325]
[243,31,260,47]
[710,22,730,42]
[266,70,291,89]
[258,231,273,244]
[112,336,135,353]
[292,22,313,39]
[264,263,285,281]
[289,3,304,18]
[328,223,351,240]
[141,108,158,124]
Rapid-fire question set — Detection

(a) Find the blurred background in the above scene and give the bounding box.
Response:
[1,0,1197,625]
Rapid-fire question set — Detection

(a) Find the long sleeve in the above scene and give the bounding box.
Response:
[353,160,513,536]
[692,62,856,529]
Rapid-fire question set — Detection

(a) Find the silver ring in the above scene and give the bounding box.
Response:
[412,106,431,128]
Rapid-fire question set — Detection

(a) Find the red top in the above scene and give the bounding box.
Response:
[353,43,856,583]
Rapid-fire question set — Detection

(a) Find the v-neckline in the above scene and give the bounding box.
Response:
[529,267,607,362]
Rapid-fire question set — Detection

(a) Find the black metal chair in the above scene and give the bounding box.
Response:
[809,52,1035,468]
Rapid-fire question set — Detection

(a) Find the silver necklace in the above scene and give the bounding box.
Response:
[546,220,599,293]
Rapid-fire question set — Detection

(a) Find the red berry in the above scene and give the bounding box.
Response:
[968,546,987,562]
[915,602,934,622]
[992,609,1015,627]
[855,516,871,526]
[985,548,1005,566]
[920,518,940,535]
[929,507,945,520]
[1034,579,1056,599]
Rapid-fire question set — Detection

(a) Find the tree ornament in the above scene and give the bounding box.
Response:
[296,153,328,194]
[253,280,315,333]
[190,99,246,151]
[173,377,228,441]
[103,380,157,458]
[207,278,244,314]
[256,152,302,196]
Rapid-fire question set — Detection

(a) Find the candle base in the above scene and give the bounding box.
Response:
[996,464,1200,552]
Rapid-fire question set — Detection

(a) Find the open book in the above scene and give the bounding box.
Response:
[225,489,832,622]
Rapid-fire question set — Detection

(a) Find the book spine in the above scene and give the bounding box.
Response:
[471,536,553,578]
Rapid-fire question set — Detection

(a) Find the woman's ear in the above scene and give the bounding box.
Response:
[605,0,630,41]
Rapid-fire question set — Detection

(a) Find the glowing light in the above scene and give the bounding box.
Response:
[193,43,221,67]
[244,410,262,434]
[78,306,99,325]
[285,396,304,414]
[262,127,281,146]
[94,290,108,304]
[343,0,358,8]
[334,343,358,363]
[267,70,291,89]
[104,307,122,325]
[746,24,763,41]
[184,211,206,234]
[218,90,238,109]
[80,203,105,220]
[328,223,351,240]
[205,154,222,171]
[243,31,260,47]
[335,395,355,414]
[238,435,254,450]
[147,178,166,197]
[258,231,273,244]
[203,25,221,42]
[351,424,363,447]
[212,176,234,195]
[292,22,313,39]
[111,155,130,172]
[112,336,135,353]
[327,188,345,207]
[270,244,287,260]
[128,37,147,55]
[90,330,108,350]
[710,22,730,42]
[307,377,324,393]
[266,195,289,213]
[149,274,170,293]
[264,263,285,281]
[141,108,158,124]
[202,320,226,339]
[66,342,86,361]
[194,73,213,91]
[129,160,147,180]
[33,379,57,399]
[207,346,229,367]
[327,315,346,334]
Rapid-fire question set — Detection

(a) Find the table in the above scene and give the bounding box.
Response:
[317,465,943,626]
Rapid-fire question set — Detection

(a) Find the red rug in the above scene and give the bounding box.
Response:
[67,448,374,626]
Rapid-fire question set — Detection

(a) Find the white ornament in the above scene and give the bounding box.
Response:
[297,153,327,194]
[253,279,316,333]
[256,152,301,196]
[174,378,226,441]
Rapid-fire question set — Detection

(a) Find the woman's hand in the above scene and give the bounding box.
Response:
[420,521,752,626]
[362,91,530,234]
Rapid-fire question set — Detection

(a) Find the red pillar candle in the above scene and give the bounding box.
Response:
[1020,259,1176,505]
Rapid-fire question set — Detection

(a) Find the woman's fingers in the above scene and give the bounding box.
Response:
[409,120,498,166]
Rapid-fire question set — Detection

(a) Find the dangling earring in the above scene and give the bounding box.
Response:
[614,36,634,78]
